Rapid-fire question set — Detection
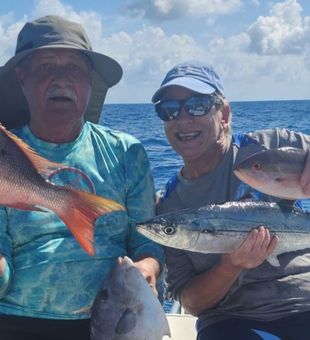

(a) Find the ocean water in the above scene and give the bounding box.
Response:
[101,100,310,191]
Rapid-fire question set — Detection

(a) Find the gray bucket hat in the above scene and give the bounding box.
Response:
[0,15,123,129]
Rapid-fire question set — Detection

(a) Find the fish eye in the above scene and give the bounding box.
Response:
[163,226,176,235]
[253,162,262,170]
[100,288,109,300]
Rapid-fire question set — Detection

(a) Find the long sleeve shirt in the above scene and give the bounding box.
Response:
[0,122,164,319]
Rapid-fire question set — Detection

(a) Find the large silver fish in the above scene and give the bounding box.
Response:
[90,256,171,340]
[136,201,310,267]
[234,147,309,200]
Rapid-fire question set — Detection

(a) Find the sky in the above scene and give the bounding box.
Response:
[0,0,309,103]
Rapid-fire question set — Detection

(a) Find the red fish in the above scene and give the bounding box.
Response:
[234,147,308,200]
[0,124,124,256]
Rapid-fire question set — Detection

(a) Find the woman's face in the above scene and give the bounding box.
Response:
[163,86,225,164]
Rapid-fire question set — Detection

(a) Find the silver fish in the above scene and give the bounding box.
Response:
[234,147,308,200]
[90,256,171,340]
[136,201,310,267]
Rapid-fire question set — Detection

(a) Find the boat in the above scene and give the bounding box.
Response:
[165,313,197,339]
[164,300,197,339]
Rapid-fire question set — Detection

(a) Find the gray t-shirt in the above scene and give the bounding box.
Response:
[157,128,310,331]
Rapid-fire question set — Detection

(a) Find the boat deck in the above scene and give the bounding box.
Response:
[164,313,197,339]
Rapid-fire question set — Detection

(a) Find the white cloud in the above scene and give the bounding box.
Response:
[97,25,207,102]
[247,0,310,55]
[0,0,309,102]
[124,0,243,21]
[0,13,27,65]
[0,0,105,66]
[32,0,103,45]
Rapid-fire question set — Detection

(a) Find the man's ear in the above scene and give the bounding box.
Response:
[15,67,26,94]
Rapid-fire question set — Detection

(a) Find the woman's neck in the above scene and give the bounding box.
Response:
[181,134,231,179]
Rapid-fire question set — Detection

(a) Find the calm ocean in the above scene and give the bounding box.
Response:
[101,100,310,191]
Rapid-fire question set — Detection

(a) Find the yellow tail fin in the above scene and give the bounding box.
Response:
[58,189,125,256]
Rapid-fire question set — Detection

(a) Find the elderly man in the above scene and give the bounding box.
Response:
[153,61,310,340]
[0,15,164,339]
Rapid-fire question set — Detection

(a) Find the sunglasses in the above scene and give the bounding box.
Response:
[155,94,223,121]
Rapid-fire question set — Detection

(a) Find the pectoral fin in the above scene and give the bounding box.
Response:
[267,255,280,267]
[116,308,137,334]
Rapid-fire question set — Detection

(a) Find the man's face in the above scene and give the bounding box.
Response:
[162,86,224,163]
[16,49,92,126]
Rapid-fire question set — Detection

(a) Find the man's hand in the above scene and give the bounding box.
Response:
[134,257,161,296]
[0,256,5,276]
[300,149,310,196]
[223,226,278,269]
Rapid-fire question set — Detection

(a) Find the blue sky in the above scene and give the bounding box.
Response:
[0,0,309,103]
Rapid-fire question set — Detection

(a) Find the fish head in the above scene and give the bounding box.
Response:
[91,256,171,339]
[234,148,305,199]
[90,258,140,339]
[234,150,275,188]
[136,214,200,250]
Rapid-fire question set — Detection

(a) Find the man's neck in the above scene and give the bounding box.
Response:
[29,119,84,143]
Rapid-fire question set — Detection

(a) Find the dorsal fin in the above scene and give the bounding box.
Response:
[0,123,70,177]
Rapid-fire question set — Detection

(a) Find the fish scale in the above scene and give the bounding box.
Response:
[0,123,124,255]
[137,201,310,266]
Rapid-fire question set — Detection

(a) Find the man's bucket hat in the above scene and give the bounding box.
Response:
[152,61,224,103]
[0,15,123,129]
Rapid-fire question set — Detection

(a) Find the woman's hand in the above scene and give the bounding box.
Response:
[223,226,278,269]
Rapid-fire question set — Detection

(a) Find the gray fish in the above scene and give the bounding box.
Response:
[136,201,310,267]
[234,147,308,200]
[90,256,171,340]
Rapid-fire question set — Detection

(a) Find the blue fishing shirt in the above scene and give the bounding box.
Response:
[0,122,164,319]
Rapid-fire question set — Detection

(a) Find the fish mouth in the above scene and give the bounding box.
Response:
[136,224,167,243]
[233,168,247,181]
[234,168,261,189]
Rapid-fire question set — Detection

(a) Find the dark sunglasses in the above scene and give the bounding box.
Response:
[155,94,223,121]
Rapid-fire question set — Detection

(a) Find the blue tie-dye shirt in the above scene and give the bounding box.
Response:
[0,122,164,319]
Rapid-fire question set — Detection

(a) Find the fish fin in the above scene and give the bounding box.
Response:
[277,199,295,208]
[0,124,70,177]
[276,199,296,213]
[57,188,125,256]
[6,203,46,212]
[115,308,137,334]
[267,255,280,267]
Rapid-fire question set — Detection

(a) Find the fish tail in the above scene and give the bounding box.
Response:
[58,189,125,256]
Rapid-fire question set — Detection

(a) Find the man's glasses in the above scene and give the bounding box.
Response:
[155,94,223,121]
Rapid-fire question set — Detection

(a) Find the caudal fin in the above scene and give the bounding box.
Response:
[58,189,125,256]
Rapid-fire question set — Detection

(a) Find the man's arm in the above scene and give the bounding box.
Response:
[300,149,310,195]
[0,256,5,275]
[125,143,165,289]
[180,227,278,316]
[0,207,13,297]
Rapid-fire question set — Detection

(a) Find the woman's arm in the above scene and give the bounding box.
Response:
[181,227,278,316]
